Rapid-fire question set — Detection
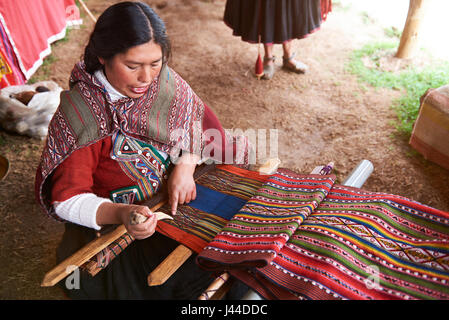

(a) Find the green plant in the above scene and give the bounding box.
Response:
[384,26,402,39]
[346,42,449,135]
[28,54,57,84]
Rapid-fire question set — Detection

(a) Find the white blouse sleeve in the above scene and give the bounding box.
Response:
[54,193,112,230]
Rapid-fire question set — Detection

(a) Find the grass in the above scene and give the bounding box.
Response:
[346,42,449,136]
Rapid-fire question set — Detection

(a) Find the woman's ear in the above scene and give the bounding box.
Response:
[98,57,105,65]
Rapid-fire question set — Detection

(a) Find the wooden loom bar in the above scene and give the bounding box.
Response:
[78,0,97,23]
[147,245,193,286]
[41,201,166,287]
[41,224,126,287]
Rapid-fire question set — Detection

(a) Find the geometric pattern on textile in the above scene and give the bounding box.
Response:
[196,172,449,300]
[156,165,269,252]
[197,169,336,270]
[81,163,449,300]
[83,233,135,276]
[110,131,170,201]
[271,185,449,300]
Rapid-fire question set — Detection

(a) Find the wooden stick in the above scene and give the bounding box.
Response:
[147,244,193,286]
[78,0,97,23]
[41,200,166,287]
[198,272,230,300]
[41,224,126,287]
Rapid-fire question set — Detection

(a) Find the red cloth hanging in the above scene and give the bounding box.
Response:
[0,0,81,88]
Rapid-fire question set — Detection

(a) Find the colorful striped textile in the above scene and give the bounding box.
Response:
[156,165,270,253]
[197,169,336,269]
[197,170,449,300]
[83,233,134,276]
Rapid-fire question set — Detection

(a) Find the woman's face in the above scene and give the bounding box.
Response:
[100,41,163,99]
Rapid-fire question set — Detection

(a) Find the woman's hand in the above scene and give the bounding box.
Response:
[121,205,157,240]
[168,152,200,215]
[97,203,157,240]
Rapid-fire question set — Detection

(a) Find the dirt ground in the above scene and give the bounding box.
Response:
[0,0,448,300]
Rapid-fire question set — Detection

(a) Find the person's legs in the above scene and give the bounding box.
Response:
[262,44,275,80]
[264,44,274,65]
[282,41,293,62]
[282,41,308,74]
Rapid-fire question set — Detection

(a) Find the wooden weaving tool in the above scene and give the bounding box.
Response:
[41,202,165,287]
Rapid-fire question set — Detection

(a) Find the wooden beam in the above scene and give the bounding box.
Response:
[147,245,193,286]
[41,224,127,287]
[198,273,231,300]
[396,0,431,59]
[41,201,166,287]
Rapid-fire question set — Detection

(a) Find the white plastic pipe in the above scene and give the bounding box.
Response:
[342,159,374,188]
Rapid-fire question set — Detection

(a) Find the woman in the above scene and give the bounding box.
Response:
[35,2,249,299]
[224,0,332,79]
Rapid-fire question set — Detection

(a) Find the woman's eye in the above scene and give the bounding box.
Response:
[127,65,138,70]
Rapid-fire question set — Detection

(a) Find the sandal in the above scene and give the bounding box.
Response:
[282,53,308,74]
[262,56,276,80]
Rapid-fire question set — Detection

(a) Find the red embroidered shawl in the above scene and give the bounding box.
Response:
[35,61,207,219]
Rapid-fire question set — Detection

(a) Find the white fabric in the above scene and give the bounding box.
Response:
[54,193,111,230]
[94,69,126,102]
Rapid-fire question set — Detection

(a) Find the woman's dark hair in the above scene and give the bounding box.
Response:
[83,2,171,73]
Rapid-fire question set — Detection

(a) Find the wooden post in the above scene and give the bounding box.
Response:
[395,0,431,59]
[78,0,97,23]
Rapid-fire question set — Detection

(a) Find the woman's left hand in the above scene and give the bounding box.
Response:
[167,152,200,215]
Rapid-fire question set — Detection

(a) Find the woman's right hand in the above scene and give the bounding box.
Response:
[97,202,157,240]
[121,205,157,240]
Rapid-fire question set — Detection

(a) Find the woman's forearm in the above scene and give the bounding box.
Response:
[96,201,129,226]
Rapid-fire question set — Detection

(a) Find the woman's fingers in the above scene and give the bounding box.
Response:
[170,187,197,215]
[170,192,179,215]
[127,209,157,239]
[132,220,156,239]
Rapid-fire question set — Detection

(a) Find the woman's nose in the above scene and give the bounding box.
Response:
[138,66,152,83]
